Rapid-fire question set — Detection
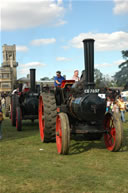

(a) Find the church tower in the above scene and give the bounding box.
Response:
[2,44,18,89]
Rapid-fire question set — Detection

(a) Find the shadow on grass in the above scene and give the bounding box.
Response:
[69,131,128,155]
[121,130,128,152]
[69,136,105,155]
[2,118,40,142]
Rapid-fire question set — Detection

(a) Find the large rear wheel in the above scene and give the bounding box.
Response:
[16,107,22,131]
[56,113,70,155]
[104,112,123,152]
[38,93,57,142]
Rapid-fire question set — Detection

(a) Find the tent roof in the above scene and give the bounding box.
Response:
[17,77,30,82]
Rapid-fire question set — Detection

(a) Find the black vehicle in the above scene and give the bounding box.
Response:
[38,39,123,154]
[11,69,39,131]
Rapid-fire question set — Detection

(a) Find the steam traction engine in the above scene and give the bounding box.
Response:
[11,69,39,131]
[38,39,123,154]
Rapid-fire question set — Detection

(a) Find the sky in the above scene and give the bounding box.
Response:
[0,0,128,81]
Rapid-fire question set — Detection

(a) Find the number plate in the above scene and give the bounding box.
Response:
[84,89,100,94]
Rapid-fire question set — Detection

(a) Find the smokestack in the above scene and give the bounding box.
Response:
[30,69,36,92]
[83,39,95,89]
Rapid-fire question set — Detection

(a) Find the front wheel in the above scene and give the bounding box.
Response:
[104,112,123,152]
[56,113,70,155]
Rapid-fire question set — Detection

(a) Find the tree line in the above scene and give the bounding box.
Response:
[94,50,128,89]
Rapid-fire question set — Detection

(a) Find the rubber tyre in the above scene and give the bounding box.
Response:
[5,96,11,117]
[104,112,123,152]
[56,113,70,155]
[16,107,22,131]
[38,93,57,142]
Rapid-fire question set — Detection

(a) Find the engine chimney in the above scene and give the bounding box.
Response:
[83,39,95,89]
[30,69,36,92]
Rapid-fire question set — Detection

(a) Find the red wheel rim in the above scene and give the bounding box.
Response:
[104,115,116,151]
[38,96,45,142]
[56,115,62,154]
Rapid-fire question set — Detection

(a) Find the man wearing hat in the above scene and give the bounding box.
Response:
[54,71,65,87]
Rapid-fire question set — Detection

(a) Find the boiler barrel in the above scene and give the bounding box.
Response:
[70,94,106,122]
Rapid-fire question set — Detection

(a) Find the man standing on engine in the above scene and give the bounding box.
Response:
[54,71,65,87]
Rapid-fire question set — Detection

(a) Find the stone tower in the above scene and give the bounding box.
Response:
[2,44,18,89]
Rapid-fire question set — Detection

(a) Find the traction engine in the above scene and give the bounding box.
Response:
[11,69,39,131]
[38,39,123,154]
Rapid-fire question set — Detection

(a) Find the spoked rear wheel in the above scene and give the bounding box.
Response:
[11,94,18,126]
[56,113,70,155]
[104,112,123,152]
[16,107,22,131]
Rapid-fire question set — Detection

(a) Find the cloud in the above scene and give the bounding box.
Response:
[56,57,71,61]
[54,19,67,26]
[0,0,66,31]
[18,61,47,75]
[16,46,28,52]
[20,61,47,68]
[30,38,56,46]
[95,59,125,68]
[70,31,128,51]
[113,0,128,14]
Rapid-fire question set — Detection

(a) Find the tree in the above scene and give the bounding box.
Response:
[114,50,128,86]
[94,68,104,87]
[40,77,50,81]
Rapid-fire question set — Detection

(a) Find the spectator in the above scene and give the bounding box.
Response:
[12,88,19,95]
[112,100,119,113]
[1,97,5,110]
[110,101,114,112]
[54,71,65,87]
[118,97,126,122]
[22,82,29,91]
[72,70,80,81]
[106,97,111,112]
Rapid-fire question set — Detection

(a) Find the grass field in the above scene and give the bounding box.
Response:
[0,113,128,193]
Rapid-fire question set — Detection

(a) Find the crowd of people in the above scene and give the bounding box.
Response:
[106,96,126,122]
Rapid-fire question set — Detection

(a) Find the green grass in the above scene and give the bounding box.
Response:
[0,113,128,193]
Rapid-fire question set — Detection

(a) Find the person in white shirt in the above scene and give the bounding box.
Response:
[22,83,29,91]
[72,70,80,81]
[1,98,5,109]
